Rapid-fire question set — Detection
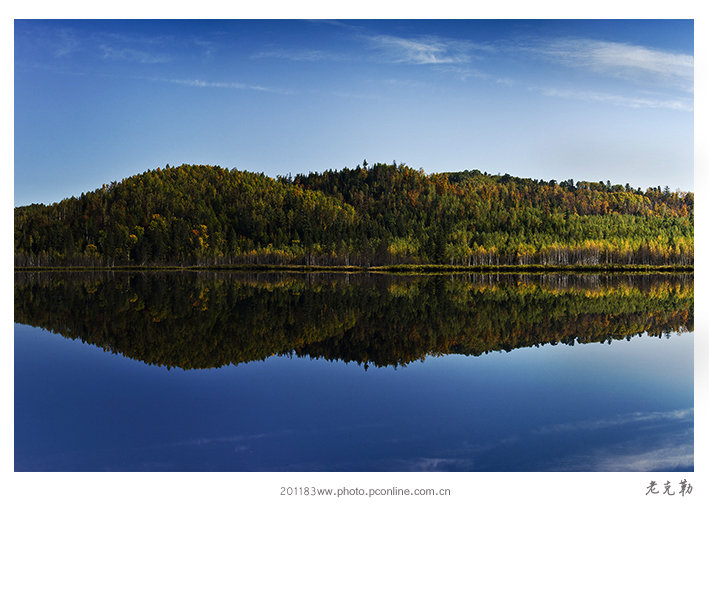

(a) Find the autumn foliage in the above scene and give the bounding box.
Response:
[14,163,693,267]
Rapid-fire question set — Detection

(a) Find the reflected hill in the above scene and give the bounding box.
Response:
[14,271,693,370]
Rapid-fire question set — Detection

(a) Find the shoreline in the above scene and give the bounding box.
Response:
[13,263,694,274]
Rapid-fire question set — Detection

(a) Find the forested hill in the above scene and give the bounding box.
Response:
[14,162,693,267]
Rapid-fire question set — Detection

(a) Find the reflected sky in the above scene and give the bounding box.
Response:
[14,322,693,472]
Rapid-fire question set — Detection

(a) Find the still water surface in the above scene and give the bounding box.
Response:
[14,271,693,471]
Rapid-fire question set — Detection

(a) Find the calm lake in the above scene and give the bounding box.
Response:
[14,271,693,471]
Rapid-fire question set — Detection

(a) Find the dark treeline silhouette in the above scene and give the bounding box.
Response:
[14,163,693,267]
[15,271,693,369]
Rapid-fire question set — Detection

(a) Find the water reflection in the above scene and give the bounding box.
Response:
[14,271,693,471]
[13,271,693,369]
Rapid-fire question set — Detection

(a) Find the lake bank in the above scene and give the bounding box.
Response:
[14,263,694,274]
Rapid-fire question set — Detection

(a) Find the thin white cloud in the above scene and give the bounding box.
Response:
[532,85,693,112]
[404,457,472,471]
[534,408,693,435]
[252,26,495,69]
[161,78,293,94]
[534,38,693,89]
[437,65,516,88]
[99,31,174,47]
[380,78,424,87]
[330,90,383,101]
[251,48,350,62]
[54,29,80,58]
[367,34,491,65]
[168,430,294,448]
[192,38,218,59]
[100,44,171,64]
[533,409,694,471]
[370,35,460,64]
[439,64,492,80]
[494,77,515,86]
[592,441,694,472]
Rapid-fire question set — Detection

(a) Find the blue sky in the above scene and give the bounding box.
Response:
[14,19,694,206]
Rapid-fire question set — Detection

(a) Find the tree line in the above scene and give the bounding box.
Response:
[14,162,694,267]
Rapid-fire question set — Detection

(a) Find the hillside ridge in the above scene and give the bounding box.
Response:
[14,162,693,267]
